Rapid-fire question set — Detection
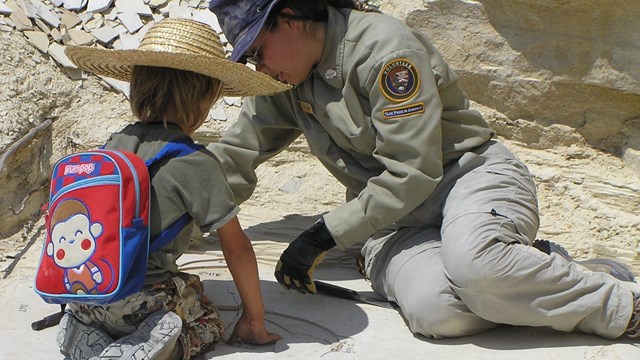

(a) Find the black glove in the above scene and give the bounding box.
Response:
[275,218,336,293]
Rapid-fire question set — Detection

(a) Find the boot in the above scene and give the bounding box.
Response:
[92,310,182,360]
[57,311,114,360]
[533,239,636,282]
[625,292,640,338]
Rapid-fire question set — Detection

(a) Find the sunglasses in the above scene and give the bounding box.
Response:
[241,22,274,66]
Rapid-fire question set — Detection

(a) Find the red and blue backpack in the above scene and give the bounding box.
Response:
[34,139,202,306]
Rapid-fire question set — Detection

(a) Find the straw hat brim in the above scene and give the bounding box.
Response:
[65,46,291,97]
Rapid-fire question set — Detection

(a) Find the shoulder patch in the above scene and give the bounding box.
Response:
[379,59,420,102]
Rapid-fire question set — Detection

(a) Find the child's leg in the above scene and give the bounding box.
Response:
[57,311,113,360]
[169,273,224,359]
[69,272,224,359]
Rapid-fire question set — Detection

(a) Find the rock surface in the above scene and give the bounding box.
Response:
[406,0,640,160]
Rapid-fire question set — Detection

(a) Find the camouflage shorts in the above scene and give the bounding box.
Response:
[69,272,224,359]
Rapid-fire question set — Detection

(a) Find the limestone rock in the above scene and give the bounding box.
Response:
[405,0,640,159]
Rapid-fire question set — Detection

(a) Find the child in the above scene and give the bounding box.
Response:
[59,18,290,359]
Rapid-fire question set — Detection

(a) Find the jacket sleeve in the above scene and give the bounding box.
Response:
[324,45,456,248]
[206,93,302,205]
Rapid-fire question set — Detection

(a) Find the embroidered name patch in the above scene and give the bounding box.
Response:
[382,102,425,120]
[379,59,419,102]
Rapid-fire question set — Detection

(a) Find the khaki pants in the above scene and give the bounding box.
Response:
[365,141,633,339]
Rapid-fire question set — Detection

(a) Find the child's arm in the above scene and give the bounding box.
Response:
[217,216,282,345]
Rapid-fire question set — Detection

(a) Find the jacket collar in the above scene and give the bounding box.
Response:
[313,7,347,89]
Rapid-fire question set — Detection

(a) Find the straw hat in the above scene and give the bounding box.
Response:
[65,18,291,97]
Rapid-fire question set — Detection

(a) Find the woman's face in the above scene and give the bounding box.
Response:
[246,15,322,86]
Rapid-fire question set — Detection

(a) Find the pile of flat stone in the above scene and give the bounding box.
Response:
[0,0,239,120]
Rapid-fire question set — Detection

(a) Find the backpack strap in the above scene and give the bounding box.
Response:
[149,213,192,252]
[144,138,204,167]
[31,304,66,331]
[146,138,205,252]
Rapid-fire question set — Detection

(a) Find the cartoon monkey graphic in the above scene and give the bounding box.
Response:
[47,199,104,295]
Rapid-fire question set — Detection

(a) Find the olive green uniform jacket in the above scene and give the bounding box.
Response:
[208,7,494,249]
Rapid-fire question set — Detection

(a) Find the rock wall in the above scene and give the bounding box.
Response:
[0,31,65,242]
[0,30,130,258]
[404,0,640,164]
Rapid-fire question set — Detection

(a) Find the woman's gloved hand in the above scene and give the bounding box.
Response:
[274,218,336,293]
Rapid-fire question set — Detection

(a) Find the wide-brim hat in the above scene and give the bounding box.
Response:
[208,0,280,63]
[65,18,290,97]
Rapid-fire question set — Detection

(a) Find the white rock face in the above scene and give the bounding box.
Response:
[405,0,640,160]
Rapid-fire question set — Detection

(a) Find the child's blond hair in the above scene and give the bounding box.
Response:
[129,66,222,133]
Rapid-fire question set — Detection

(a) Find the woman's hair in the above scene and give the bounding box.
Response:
[266,0,381,25]
[129,66,222,132]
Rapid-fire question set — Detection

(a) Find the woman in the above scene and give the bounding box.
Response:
[207,0,639,339]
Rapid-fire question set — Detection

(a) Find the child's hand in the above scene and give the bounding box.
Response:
[226,315,282,346]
